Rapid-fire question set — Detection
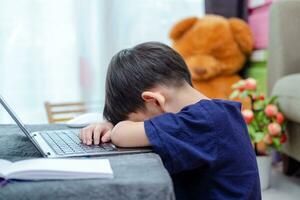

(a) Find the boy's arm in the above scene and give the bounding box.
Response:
[111,121,150,147]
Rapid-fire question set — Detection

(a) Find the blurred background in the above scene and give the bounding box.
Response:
[0,0,204,123]
[1,1,300,197]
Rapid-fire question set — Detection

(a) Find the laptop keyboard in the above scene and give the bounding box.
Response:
[40,129,115,155]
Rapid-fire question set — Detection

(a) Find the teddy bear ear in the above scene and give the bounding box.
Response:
[228,18,254,55]
[169,17,198,41]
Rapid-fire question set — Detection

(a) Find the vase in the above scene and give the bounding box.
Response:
[256,155,272,190]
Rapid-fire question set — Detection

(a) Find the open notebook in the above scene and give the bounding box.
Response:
[0,158,113,181]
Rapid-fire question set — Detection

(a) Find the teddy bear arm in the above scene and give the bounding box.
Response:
[186,54,224,80]
[219,54,246,75]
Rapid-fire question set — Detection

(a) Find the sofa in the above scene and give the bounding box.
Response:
[268,0,300,174]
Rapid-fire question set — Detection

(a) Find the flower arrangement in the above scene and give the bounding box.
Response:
[230,78,287,155]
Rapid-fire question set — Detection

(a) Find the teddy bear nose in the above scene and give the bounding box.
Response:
[194,68,207,75]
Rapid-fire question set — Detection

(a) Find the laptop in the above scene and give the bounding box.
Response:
[0,96,152,158]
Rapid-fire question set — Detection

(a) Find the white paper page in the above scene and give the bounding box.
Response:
[3,158,113,179]
[0,159,12,178]
[9,171,113,180]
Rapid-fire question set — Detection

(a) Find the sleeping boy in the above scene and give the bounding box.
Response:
[80,42,261,200]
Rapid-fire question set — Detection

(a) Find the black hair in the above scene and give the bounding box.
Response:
[103,41,192,125]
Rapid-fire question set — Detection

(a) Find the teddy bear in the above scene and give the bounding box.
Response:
[169,15,254,99]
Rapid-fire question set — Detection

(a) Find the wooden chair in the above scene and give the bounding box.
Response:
[44,101,87,123]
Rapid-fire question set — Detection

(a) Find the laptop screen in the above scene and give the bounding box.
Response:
[0,95,31,137]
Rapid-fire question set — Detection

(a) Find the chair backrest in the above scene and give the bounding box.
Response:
[44,101,87,123]
[268,0,300,93]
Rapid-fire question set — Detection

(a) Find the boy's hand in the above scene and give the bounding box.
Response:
[79,122,113,145]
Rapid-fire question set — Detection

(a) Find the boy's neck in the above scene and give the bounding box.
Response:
[167,84,209,113]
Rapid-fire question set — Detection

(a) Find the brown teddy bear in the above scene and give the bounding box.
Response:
[169,15,253,99]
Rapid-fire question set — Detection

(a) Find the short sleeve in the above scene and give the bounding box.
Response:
[144,102,218,174]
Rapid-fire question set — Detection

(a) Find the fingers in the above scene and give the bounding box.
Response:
[93,125,102,145]
[79,128,86,143]
[80,126,93,145]
[79,123,113,145]
[101,130,111,143]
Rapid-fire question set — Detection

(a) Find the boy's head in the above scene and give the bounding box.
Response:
[103,42,192,125]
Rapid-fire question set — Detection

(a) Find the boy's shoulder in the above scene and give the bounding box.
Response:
[180,99,242,117]
[146,99,243,134]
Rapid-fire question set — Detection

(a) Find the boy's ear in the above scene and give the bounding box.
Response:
[141,91,166,108]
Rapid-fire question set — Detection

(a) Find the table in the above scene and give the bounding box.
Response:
[0,125,175,200]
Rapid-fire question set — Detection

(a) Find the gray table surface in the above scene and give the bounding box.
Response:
[0,124,175,200]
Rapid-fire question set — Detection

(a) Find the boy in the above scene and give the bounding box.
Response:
[80,42,261,200]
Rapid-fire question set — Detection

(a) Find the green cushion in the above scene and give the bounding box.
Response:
[272,74,300,124]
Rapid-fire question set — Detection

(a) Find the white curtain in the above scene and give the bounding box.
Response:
[105,0,204,60]
[0,0,204,124]
[0,0,82,123]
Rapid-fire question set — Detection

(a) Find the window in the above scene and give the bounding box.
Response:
[0,0,204,123]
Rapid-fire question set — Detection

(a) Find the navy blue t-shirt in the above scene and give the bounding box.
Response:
[144,99,261,200]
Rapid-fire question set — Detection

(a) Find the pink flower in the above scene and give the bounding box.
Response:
[242,109,254,124]
[276,112,285,124]
[245,78,257,90]
[268,122,282,136]
[280,134,287,144]
[232,80,246,91]
[265,104,278,117]
[259,95,265,100]
[263,134,273,145]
